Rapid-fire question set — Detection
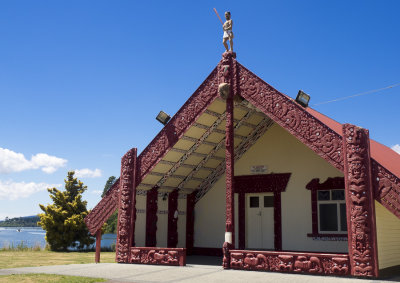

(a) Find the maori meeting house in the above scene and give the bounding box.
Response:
[85,52,400,278]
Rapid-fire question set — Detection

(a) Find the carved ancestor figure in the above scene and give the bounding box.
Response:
[222,12,234,52]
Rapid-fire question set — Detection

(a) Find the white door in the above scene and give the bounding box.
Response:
[246,193,274,250]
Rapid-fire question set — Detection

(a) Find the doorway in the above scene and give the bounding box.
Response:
[246,193,274,250]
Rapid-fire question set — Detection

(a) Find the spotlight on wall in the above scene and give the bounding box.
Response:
[156,111,171,125]
[295,90,310,108]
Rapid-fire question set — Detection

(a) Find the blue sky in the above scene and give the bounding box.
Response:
[0,0,399,220]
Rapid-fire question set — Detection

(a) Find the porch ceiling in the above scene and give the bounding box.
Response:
[136,98,274,200]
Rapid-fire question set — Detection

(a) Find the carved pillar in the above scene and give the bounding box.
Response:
[145,187,158,247]
[274,192,282,251]
[186,191,195,255]
[342,124,379,277]
[219,51,237,269]
[95,229,101,263]
[168,190,179,248]
[238,192,245,250]
[116,148,137,263]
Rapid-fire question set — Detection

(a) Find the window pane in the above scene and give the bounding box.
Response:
[319,204,338,231]
[250,197,259,208]
[340,203,347,231]
[264,196,274,207]
[332,189,345,200]
[318,190,330,201]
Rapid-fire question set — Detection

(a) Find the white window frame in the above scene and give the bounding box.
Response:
[317,189,347,234]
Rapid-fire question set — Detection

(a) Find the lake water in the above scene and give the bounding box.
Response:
[0,227,117,249]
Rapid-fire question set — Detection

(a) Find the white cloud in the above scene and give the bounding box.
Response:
[0,148,67,174]
[392,144,400,155]
[0,180,61,200]
[75,168,102,178]
[91,190,103,195]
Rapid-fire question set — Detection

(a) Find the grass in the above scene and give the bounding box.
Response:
[0,250,115,269]
[0,273,107,282]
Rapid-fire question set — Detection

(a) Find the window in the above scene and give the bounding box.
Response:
[317,190,347,233]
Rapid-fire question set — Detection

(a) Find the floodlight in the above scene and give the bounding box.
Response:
[156,111,171,125]
[296,90,310,108]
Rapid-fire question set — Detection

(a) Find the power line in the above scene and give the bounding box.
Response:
[312,82,400,106]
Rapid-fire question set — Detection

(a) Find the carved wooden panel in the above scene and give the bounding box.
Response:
[234,173,291,193]
[229,250,349,275]
[167,190,178,248]
[85,179,120,235]
[372,160,400,218]
[130,247,186,266]
[342,124,378,277]
[145,187,158,247]
[237,63,343,171]
[116,148,137,263]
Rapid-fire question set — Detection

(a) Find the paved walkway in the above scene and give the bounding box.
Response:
[1,262,399,283]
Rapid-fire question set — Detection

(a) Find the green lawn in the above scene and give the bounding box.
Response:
[0,274,106,282]
[0,250,115,269]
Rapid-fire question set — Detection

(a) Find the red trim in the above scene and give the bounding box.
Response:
[235,173,291,193]
[186,191,195,255]
[167,190,178,248]
[192,247,223,257]
[130,247,186,266]
[145,187,158,247]
[229,249,349,275]
[307,233,347,238]
[305,177,345,236]
[342,124,378,277]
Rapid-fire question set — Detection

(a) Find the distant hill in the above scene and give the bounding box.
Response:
[0,215,40,227]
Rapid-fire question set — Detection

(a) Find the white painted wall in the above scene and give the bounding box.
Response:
[156,195,168,247]
[177,197,187,248]
[134,194,146,247]
[194,123,348,252]
[194,176,226,248]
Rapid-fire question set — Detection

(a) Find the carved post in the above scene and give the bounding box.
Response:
[238,192,245,250]
[95,229,101,263]
[342,124,379,277]
[145,187,158,247]
[186,191,195,255]
[116,148,137,263]
[168,189,179,248]
[219,51,237,269]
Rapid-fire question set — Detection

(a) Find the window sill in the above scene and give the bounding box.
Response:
[307,233,348,241]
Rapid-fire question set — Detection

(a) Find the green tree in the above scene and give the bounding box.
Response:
[101,176,118,234]
[38,171,94,251]
[101,176,116,197]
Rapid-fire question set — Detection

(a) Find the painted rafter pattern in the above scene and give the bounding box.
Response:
[155,112,227,188]
[195,117,274,202]
[178,108,256,191]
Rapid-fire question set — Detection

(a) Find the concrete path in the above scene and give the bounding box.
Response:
[1,263,400,283]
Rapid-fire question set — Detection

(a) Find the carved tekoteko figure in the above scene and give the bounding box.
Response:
[222,12,234,52]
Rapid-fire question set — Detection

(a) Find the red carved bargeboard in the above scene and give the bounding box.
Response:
[130,247,186,266]
[85,179,120,235]
[229,250,349,275]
